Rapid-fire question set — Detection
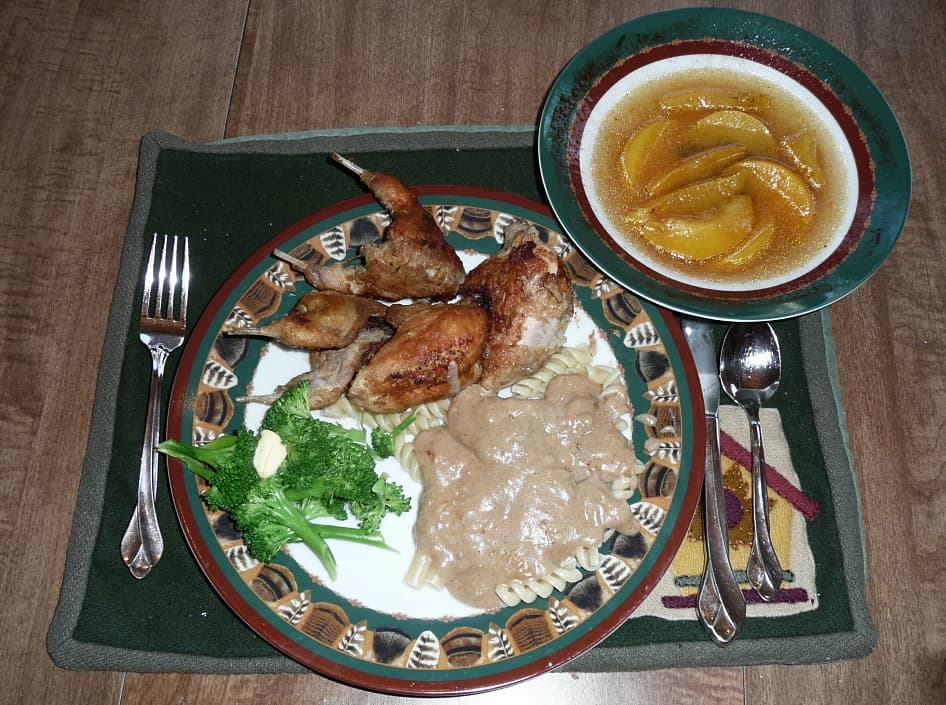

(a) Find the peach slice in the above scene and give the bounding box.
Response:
[659,87,773,113]
[718,217,776,269]
[632,171,747,220]
[723,158,814,222]
[622,120,670,190]
[684,110,778,157]
[635,195,755,261]
[780,129,825,189]
[646,144,747,197]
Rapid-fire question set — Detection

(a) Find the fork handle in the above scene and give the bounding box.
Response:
[120,346,168,578]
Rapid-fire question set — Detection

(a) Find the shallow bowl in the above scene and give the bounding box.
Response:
[538,8,910,321]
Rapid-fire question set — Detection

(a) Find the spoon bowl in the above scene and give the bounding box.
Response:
[719,322,784,600]
[720,324,781,406]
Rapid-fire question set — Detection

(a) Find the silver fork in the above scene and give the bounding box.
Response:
[119,234,190,578]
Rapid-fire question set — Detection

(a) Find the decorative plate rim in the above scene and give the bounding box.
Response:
[537,7,910,322]
[167,186,704,695]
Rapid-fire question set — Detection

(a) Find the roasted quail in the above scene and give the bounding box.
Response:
[225,290,386,350]
[347,303,489,413]
[275,153,466,301]
[239,321,393,409]
[459,222,574,390]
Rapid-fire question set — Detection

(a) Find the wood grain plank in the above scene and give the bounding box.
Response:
[225,0,635,135]
[0,2,245,704]
[118,667,745,704]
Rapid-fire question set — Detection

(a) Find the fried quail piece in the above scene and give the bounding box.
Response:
[225,290,386,350]
[275,154,466,301]
[239,321,393,409]
[347,303,489,413]
[382,301,440,328]
[459,221,575,390]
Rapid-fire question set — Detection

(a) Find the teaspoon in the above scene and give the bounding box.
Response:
[719,322,783,601]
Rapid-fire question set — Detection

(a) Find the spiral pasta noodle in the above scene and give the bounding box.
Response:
[507,347,593,399]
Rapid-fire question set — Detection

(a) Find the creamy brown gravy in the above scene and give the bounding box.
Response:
[412,373,639,608]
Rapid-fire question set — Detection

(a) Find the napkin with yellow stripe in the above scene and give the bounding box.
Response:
[643,406,818,619]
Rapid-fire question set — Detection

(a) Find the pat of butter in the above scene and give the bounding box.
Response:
[253,429,287,478]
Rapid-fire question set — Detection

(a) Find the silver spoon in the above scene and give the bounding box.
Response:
[719,322,784,601]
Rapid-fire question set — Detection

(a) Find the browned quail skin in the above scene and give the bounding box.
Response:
[347,303,489,413]
[224,290,386,350]
[459,221,575,390]
[275,154,466,301]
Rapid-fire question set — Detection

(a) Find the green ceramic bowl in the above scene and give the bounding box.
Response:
[538,8,910,321]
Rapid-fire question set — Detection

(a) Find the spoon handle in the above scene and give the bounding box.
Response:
[746,408,783,600]
[697,416,746,645]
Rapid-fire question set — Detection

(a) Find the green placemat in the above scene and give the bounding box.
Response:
[47,128,874,674]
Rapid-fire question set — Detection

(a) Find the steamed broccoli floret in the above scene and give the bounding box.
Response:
[261,380,366,445]
[284,450,409,532]
[350,473,412,532]
[233,477,396,579]
[158,429,259,513]
[369,411,418,459]
[258,381,313,439]
[158,380,410,578]
[276,418,373,495]
[231,475,339,576]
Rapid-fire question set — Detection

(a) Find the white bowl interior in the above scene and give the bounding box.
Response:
[579,54,859,292]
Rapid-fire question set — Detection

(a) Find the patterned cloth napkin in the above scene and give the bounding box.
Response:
[640,406,819,620]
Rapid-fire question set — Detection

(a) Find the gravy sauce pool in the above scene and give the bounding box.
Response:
[412,374,640,608]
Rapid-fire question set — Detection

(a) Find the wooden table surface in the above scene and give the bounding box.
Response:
[2,1,943,703]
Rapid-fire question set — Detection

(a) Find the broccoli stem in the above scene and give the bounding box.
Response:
[312,524,397,552]
[262,496,340,579]
[325,424,367,445]
[369,410,418,458]
[390,410,419,437]
[158,437,238,481]
[282,482,343,504]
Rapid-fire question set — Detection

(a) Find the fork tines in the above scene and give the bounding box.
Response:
[142,233,190,323]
